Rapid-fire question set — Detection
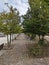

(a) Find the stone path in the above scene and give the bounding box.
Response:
[0,50,6,56]
[0,33,49,65]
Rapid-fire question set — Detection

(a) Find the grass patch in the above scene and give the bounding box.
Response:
[26,42,49,58]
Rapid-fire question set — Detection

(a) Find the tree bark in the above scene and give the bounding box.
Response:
[39,35,40,40]
[7,34,8,43]
[7,34,10,47]
[10,33,11,44]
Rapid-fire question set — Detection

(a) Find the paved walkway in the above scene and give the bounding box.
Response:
[0,50,6,56]
[0,33,49,65]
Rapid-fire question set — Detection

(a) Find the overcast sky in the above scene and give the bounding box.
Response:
[0,0,29,16]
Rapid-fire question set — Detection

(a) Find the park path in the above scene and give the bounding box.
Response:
[0,33,28,65]
[0,33,49,65]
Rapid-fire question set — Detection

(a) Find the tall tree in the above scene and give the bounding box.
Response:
[0,3,20,47]
[23,0,49,44]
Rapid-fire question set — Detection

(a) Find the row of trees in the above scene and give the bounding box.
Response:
[0,4,21,47]
[22,0,49,45]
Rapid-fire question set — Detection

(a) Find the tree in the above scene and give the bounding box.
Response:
[0,4,20,47]
[23,0,49,44]
[22,9,36,39]
[4,3,20,47]
[0,14,3,32]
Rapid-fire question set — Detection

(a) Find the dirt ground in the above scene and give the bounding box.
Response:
[0,33,49,65]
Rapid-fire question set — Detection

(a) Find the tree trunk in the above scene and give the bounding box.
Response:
[39,35,40,40]
[41,35,44,45]
[7,34,8,44]
[8,33,11,47]
[12,34,13,41]
[7,34,10,47]
[42,35,44,41]
[10,33,11,44]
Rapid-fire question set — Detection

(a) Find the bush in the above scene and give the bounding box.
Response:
[31,45,42,56]
[38,39,45,45]
[26,40,49,57]
[27,44,43,57]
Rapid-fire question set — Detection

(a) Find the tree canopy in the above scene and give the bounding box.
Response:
[22,0,49,43]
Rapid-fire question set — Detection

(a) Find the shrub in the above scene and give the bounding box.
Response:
[27,44,43,57]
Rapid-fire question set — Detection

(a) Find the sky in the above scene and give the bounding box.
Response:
[0,0,29,16]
